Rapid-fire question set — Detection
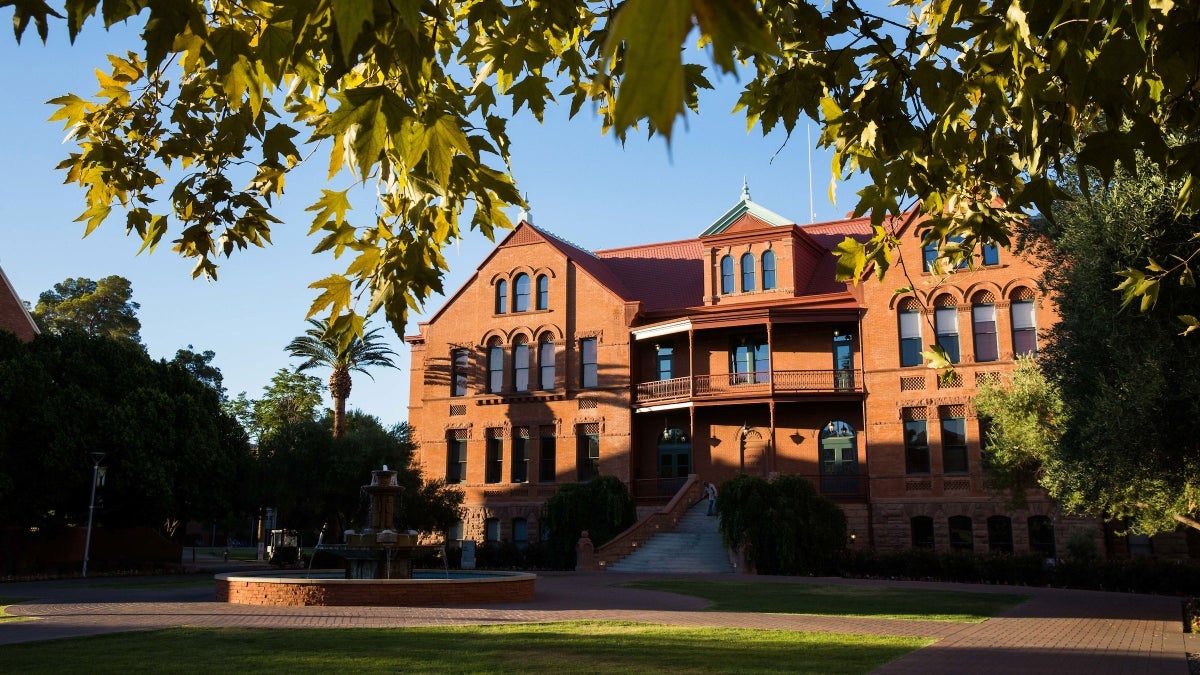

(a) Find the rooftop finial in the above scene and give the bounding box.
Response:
[742,176,751,202]
[518,194,533,225]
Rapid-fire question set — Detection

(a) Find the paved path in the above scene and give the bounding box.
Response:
[0,567,1188,673]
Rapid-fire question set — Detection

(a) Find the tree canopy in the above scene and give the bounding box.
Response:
[223,367,325,443]
[8,1,1197,338]
[31,275,142,343]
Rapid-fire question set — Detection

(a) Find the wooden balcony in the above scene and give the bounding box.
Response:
[634,369,863,405]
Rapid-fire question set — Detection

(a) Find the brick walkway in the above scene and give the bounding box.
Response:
[0,568,1188,673]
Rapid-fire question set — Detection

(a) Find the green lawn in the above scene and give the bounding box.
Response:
[0,622,931,674]
[191,546,261,561]
[624,580,1028,623]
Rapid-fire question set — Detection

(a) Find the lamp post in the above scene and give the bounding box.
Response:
[82,451,105,578]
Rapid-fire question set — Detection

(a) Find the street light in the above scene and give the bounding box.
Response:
[82,451,105,578]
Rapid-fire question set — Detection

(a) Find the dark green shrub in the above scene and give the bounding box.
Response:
[539,476,637,569]
[716,473,847,576]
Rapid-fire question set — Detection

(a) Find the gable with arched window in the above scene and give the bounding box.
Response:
[740,252,756,292]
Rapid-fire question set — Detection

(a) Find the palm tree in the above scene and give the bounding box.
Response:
[285,319,399,439]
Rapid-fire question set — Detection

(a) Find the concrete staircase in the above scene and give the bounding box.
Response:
[606,498,734,574]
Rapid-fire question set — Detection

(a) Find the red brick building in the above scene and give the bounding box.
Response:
[0,264,38,342]
[406,191,1103,556]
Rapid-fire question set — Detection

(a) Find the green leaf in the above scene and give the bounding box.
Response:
[306,189,353,235]
[1180,315,1199,336]
[331,0,374,63]
[604,0,693,137]
[921,345,953,371]
[833,237,866,284]
[307,274,353,319]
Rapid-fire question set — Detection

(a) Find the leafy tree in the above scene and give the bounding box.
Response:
[716,473,846,575]
[975,357,1065,509]
[0,330,253,538]
[32,275,141,343]
[223,368,324,443]
[9,1,1198,338]
[286,319,398,439]
[1028,155,1200,535]
[539,476,637,569]
[170,344,226,400]
[255,413,461,538]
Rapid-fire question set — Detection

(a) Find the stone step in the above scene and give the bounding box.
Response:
[606,499,734,574]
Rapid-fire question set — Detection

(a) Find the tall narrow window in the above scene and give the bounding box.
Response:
[451,348,469,397]
[538,334,555,391]
[511,428,529,483]
[981,243,1000,266]
[1028,516,1056,557]
[656,344,674,380]
[512,517,528,550]
[512,336,530,392]
[446,432,467,484]
[539,427,557,483]
[487,339,504,393]
[1011,294,1037,356]
[761,250,777,290]
[940,414,969,473]
[484,517,500,543]
[934,301,960,364]
[987,516,1013,553]
[485,431,503,484]
[535,274,549,310]
[949,516,974,551]
[922,243,939,272]
[731,336,769,384]
[576,423,599,481]
[495,280,508,314]
[903,409,930,474]
[513,273,530,312]
[972,294,999,362]
[911,516,935,549]
[740,252,756,291]
[899,300,923,367]
[720,255,734,294]
[580,337,598,388]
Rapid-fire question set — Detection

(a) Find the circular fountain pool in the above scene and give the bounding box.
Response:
[215,569,537,607]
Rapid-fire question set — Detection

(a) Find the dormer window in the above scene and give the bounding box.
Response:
[720,255,734,294]
[761,250,776,290]
[740,252,756,292]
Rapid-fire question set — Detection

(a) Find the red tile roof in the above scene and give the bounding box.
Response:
[595,239,705,312]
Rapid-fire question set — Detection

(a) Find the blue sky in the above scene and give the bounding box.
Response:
[0,22,865,426]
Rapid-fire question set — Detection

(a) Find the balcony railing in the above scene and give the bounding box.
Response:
[635,369,863,405]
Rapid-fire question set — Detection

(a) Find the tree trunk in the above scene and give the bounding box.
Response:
[329,367,352,439]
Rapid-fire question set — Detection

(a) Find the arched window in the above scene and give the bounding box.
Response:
[898,298,923,367]
[720,255,734,294]
[1028,516,1056,557]
[740,252,756,292]
[484,517,500,542]
[949,515,974,551]
[911,516,934,549]
[495,280,508,314]
[934,296,960,364]
[535,274,549,310]
[512,517,528,550]
[487,338,504,393]
[513,273,531,312]
[987,515,1013,553]
[512,335,530,392]
[538,334,555,391]
[1011,288,1037,356]
[450,348,468,397]
[761,250,777,290]
[972,291,998,362]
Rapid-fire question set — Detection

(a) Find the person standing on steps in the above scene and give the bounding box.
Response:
[705,481,718,516]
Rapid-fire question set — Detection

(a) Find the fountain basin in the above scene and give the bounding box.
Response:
[215,569,536,607]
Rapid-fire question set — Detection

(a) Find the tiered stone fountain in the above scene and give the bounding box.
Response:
[215,467,537,607]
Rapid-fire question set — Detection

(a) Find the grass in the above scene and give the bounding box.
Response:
[190,546,261,561]
[623,580,1028,623]
[0,597,32,623]
[0,622,931,674]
